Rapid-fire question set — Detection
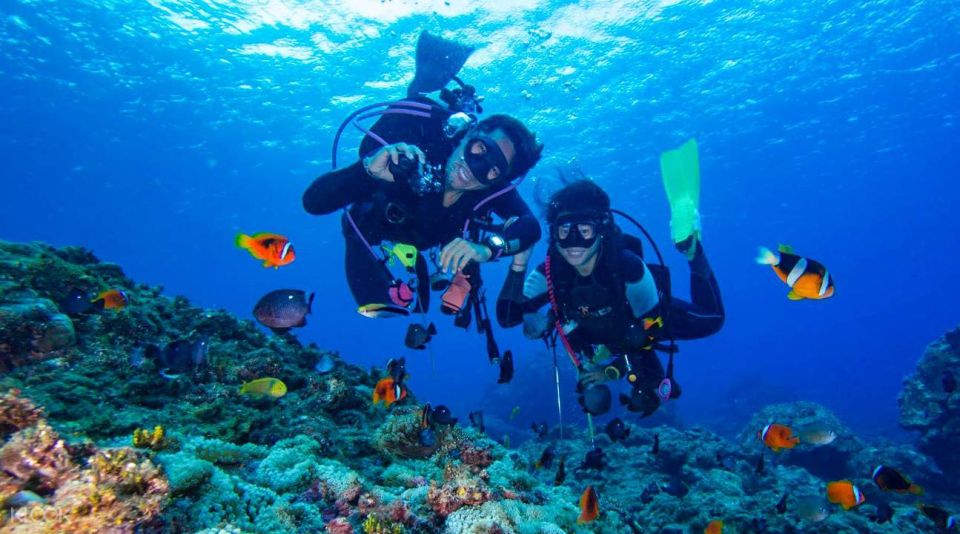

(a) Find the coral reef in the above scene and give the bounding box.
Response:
[899,324,960,486]
[0,389,168,532]
[1,239,957,532]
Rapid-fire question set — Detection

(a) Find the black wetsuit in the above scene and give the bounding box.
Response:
[303,99,541,310]
[497,237,724,413]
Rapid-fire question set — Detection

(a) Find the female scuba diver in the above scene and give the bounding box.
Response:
[496,179,724,417]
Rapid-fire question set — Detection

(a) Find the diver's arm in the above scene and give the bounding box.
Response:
[665,243,725,339]
[623,252,660,319]
[302,161,375,215]
[496,262,550,334]
[490,190,542,256]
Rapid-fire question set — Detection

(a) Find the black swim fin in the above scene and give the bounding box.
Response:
[407,31,474,97]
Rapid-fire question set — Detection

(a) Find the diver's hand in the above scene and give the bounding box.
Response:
[363,143,426,182]
[522,312,550,339]
[578,368,608,387]
[510,246,533,272]
[440,238,492,273]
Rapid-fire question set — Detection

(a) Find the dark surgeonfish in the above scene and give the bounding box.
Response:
[148,338,208,379]
[60,287,105,315]
[776,494,788,514]
[917,504,956,530]
[579,448,606,472]
[554,456,566,486]
[579,384,611,415]
[605,418,630,442]
[531,422,548,438]
[535,445,556,470]
[469,411,485,433]
[428,405,458,426]
[661,476,688,498]
[253,289,314,331]
[943,371,957,394]
[404,322,437,350]
[869,503,894,524]
[497,350,514,384]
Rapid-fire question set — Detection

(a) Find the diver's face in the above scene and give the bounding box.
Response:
[446,129,515,192]
[556,222,601,269]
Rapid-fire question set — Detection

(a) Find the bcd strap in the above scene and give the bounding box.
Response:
[544,255,583,370]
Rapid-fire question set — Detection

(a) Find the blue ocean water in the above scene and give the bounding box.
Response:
[1,0,957,441]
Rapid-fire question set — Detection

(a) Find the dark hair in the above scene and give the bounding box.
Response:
[476,114,543,181]
[545,179,610,226]
[545,179,625,298]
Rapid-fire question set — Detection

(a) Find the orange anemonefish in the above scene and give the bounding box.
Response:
[577,485,599,524]
[372,377,406,407]
[94,289,127,310]
[826,480,866,510]
[872,465,923,495]
[236,233,296,269]
[756,245,835,300]
[758,423,800,452]
[704,519,724,534]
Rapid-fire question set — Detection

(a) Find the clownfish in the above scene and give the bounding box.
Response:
[372,377,406,407]
[826,480,866,510]
[872,465,923,495]
[704,519,724,534]
[94,289,128,310]
[577,485,599,524]
[756,245,835,300]
[236,233,295,269]
[758,423,800,452]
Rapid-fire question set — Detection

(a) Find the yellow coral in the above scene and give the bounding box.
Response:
[132,425,166,450]
[362,514,404,534]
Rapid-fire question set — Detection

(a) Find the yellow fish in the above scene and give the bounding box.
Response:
[239,377,287,399]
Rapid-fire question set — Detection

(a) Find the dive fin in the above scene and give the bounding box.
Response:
[660,138,701,260]
[787,290,804,301]
[407,31,474,96]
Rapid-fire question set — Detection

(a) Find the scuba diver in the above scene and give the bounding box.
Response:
[496,140,724,417]
[303,32,542,360]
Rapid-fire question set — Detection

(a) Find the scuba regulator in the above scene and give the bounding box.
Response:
[441,76,483,139]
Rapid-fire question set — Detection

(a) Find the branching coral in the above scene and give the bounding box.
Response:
[132,425,167,451]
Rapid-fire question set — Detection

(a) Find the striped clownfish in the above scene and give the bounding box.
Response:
[756,245,835,301]
[236,232,295,269]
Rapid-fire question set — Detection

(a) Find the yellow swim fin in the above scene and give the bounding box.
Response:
[660,139,701,260]
[787,290,804,301]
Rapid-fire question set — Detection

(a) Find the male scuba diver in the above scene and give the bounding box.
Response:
[497,142,723,417]
[303,32,543,330]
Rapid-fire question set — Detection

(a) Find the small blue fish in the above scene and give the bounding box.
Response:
[314,353,335,374]
[418,428,436,447]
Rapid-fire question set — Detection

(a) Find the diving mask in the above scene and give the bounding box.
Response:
[463,135,510,186]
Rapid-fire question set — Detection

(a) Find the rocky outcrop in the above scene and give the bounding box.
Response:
[899,325,960,483]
